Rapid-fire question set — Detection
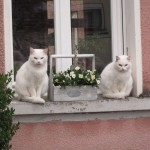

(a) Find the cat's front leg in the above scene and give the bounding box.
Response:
[125,77,133,97]
[36,85,43,97]
[120,84,130,98]
[22,87,45,103]
[36,86,46,103]
[28,87,36,97]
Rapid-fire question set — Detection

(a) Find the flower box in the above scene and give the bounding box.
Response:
[52,86,97,101]
[49,54,100,101]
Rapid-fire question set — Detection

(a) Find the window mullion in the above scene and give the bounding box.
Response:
[4,0,14,74]
[111,0,123,60]
[54,0,72,72]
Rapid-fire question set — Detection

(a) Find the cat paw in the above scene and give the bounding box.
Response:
[118,92,126,99]
[36,97,45,104]
[117,96,125,99]
[102,93,125,99]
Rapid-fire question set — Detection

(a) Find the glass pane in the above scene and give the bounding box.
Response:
[12,0,55,77]
[71,0,112,73]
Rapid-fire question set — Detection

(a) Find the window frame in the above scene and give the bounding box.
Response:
[4,0,142,98]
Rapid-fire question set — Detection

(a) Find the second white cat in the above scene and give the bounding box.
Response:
[15,47,48,103]
[99,55,133,99]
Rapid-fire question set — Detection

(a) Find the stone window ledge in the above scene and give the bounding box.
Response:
[10,97,150,115]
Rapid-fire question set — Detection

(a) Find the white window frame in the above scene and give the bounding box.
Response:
[123,0,143,96]
[4,0,14,74]
[54,0,72,71]
[4,0,142,96]
[111,0,124,59]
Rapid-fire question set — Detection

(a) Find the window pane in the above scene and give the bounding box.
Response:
[71,0,112,73]
[12,0,54,76]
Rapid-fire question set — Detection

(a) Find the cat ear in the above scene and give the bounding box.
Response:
[44,48,48,54]
[127,56,131,61]
[30,47,34,54]
[116,56,120,62]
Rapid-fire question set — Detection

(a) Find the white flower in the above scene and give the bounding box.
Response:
[63,80,65,83]
[72,74,76,78]
[70,71,74,76]
[87,78,90,81]
[65,73,70,78]
[55,79,58,82]
[90,71,93,75]
[75,66,80,70]
[79,74,83,78]
[96,79,100,85]
[91,75,95,80]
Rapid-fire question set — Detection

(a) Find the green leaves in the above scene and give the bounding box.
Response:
[0,71,19,150]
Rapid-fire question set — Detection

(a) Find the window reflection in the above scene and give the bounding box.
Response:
[12,0,54,77]
[71,0,112,73]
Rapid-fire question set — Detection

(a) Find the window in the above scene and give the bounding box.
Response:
[11,0,124,76]
[4,0,142,103]
[12,0,55,77]
[70,0,112,72]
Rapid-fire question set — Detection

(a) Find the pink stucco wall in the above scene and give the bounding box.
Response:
[2,1,150,150]
[0,0,149,89]
[141,0,150,94]
[0,0,4,73]
[12,118,150,150]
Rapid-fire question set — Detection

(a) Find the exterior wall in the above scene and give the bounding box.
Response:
[0,1,149,88]
[141,0,150,94]
[0,0,4,73]
[0,0,149,150]
[12,118,150,150]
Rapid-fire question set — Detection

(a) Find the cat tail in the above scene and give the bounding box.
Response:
[103,92,125,99]
[20,96,45,104]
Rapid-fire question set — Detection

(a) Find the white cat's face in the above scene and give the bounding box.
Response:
[29,47,48,66]
[115,55,131,72]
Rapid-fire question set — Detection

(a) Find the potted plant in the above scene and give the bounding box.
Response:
[0,71,19,150]
[52,66,100,101]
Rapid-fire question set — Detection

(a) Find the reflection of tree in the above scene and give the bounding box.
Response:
[12,0,49,78]
[78,34,112,73]
[48,32,55,46]
[12,0,48,61]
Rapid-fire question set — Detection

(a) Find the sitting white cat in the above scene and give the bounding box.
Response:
[99,55,133,99]
[15,47,48,103]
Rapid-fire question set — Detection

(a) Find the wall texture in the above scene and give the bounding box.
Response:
[141,0,150,94]
[12,118,150,150]
[0,0,149,90]
[4,1,150,150]
[0,0,4,73]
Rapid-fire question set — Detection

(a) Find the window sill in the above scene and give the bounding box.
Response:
[10,96,150,115]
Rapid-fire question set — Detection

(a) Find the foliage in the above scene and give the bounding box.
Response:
[53,66,100,88]
[78,35,106,55]
[78,34,112,73]
[0,71,19,150]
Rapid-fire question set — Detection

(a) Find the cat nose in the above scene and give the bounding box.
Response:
[122,67,126,71]
[37,61,41,64]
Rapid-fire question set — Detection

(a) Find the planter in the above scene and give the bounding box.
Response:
[51,86,97,101]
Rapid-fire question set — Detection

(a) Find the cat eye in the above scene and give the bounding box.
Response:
[119,64,122,67]
[41,57,44,59]
[125,64,128,66]
[34,57,37,59]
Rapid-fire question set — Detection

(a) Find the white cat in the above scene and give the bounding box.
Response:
[15,47,48,103]
[99,55,133,99]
